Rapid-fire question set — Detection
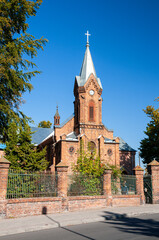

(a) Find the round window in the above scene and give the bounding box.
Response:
[69,146,74,154]
[107,149,113,156]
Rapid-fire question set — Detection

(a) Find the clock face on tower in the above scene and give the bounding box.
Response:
[89,89,94,96]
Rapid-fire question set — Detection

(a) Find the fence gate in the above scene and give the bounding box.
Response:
[143,175,152,204]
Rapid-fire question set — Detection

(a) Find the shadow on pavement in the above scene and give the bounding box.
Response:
[45,215,95,240]
[102,211,159,238]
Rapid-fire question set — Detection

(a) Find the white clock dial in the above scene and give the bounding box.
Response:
[89,90,94,96]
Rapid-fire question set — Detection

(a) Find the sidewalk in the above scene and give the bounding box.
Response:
[0,204,159,237]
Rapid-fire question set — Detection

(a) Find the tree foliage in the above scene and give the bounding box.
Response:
[73,141,105,177]
[5,117,48,171]
[0,0,47,142]
[139,98,159,165]
[69,141,121,195]
[38,121,52,128]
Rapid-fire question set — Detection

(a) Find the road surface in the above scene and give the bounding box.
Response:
[0,213,159,240]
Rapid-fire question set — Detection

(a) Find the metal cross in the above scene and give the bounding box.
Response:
[85,30,91,44]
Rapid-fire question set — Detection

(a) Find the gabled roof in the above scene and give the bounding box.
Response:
[66,132,78,142]
[55,114,74,128]
[104,138,116,143]
[31,127,54,145]
[104,137,136,152]
[119,137,136,152]
[76,45,102,89]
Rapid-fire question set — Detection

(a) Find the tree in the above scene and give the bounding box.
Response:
[68,141,105,195]
[5,117,48,171]
[38,121,52,128]
[0,0,47,142]
[139,98,159,165]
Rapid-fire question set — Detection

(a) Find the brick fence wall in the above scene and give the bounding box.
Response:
[1,157,159,218]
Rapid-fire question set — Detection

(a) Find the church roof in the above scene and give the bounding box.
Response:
[54,105,60,117]
[31,127,54,145]
[76,44,102,89]
[55,114,74,128]
[104,138,116,143]
[104,137,136,152]
[66,132,78,141]
[119,137,136,152]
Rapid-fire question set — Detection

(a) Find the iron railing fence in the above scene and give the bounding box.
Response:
[68,174,103,196]
[144,175,152,204]
[7,169,57,199]
[111,175,137,195]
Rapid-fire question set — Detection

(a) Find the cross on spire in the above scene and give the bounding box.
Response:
[85,30,91,46]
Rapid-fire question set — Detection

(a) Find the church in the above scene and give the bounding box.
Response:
[32,32,136,175]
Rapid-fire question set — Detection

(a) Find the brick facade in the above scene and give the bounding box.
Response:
[39,46,136,174]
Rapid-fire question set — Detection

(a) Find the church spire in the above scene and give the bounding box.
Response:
[75,31,102,89]
[54,105,60,126]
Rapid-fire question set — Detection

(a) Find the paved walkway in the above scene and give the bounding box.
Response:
[0,204,159,237]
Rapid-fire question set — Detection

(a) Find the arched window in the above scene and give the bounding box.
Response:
[88,141,96,154]
[89,100,95,122]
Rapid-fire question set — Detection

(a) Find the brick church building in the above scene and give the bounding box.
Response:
[32,33,136,174]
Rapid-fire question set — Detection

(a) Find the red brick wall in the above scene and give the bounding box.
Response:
[55,117,74,141]
[5,194,142,218]
[7,197,62,218]
[112,195,141,207]
[68,196,107,211]
[120,151,135,174]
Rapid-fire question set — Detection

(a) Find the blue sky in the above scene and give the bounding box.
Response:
[20,0,159,167]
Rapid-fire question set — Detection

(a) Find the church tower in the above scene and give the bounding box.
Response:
[54,105,60,126]
[74,31,103,135]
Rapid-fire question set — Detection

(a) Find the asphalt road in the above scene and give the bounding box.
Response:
[0,213,159,240]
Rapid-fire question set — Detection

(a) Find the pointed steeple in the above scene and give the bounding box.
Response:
[54,105,60,126]
[79,44,97,82]
[75,31,102,89]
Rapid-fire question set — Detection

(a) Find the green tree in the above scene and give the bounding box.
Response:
[139,98,159,165]
[5,117,48,171]
[69,141,105,196]
[0,0,47,142]
[38,121,52,128]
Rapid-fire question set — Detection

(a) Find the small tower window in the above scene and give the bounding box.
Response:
[89,100,95,122]
[90,106,94,120]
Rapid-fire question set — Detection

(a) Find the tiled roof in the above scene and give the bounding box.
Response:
[104,137,136,152]
[119,137,136,152]
[31,127,53,145]
[66,132,78,141]
[104,138,116,143]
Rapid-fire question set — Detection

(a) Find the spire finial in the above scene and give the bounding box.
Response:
[85,30,91,46]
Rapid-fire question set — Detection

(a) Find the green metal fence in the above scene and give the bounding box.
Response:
[144,175,153,204]
[7,170,57,199]
[111,175,137,195]
[68,174,103,196]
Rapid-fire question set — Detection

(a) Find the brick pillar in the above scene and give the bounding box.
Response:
[103,169,112,196]
[56,162,68,198]
[134,165,144,204]
[148,160,159,204]
[0,155,10,217]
